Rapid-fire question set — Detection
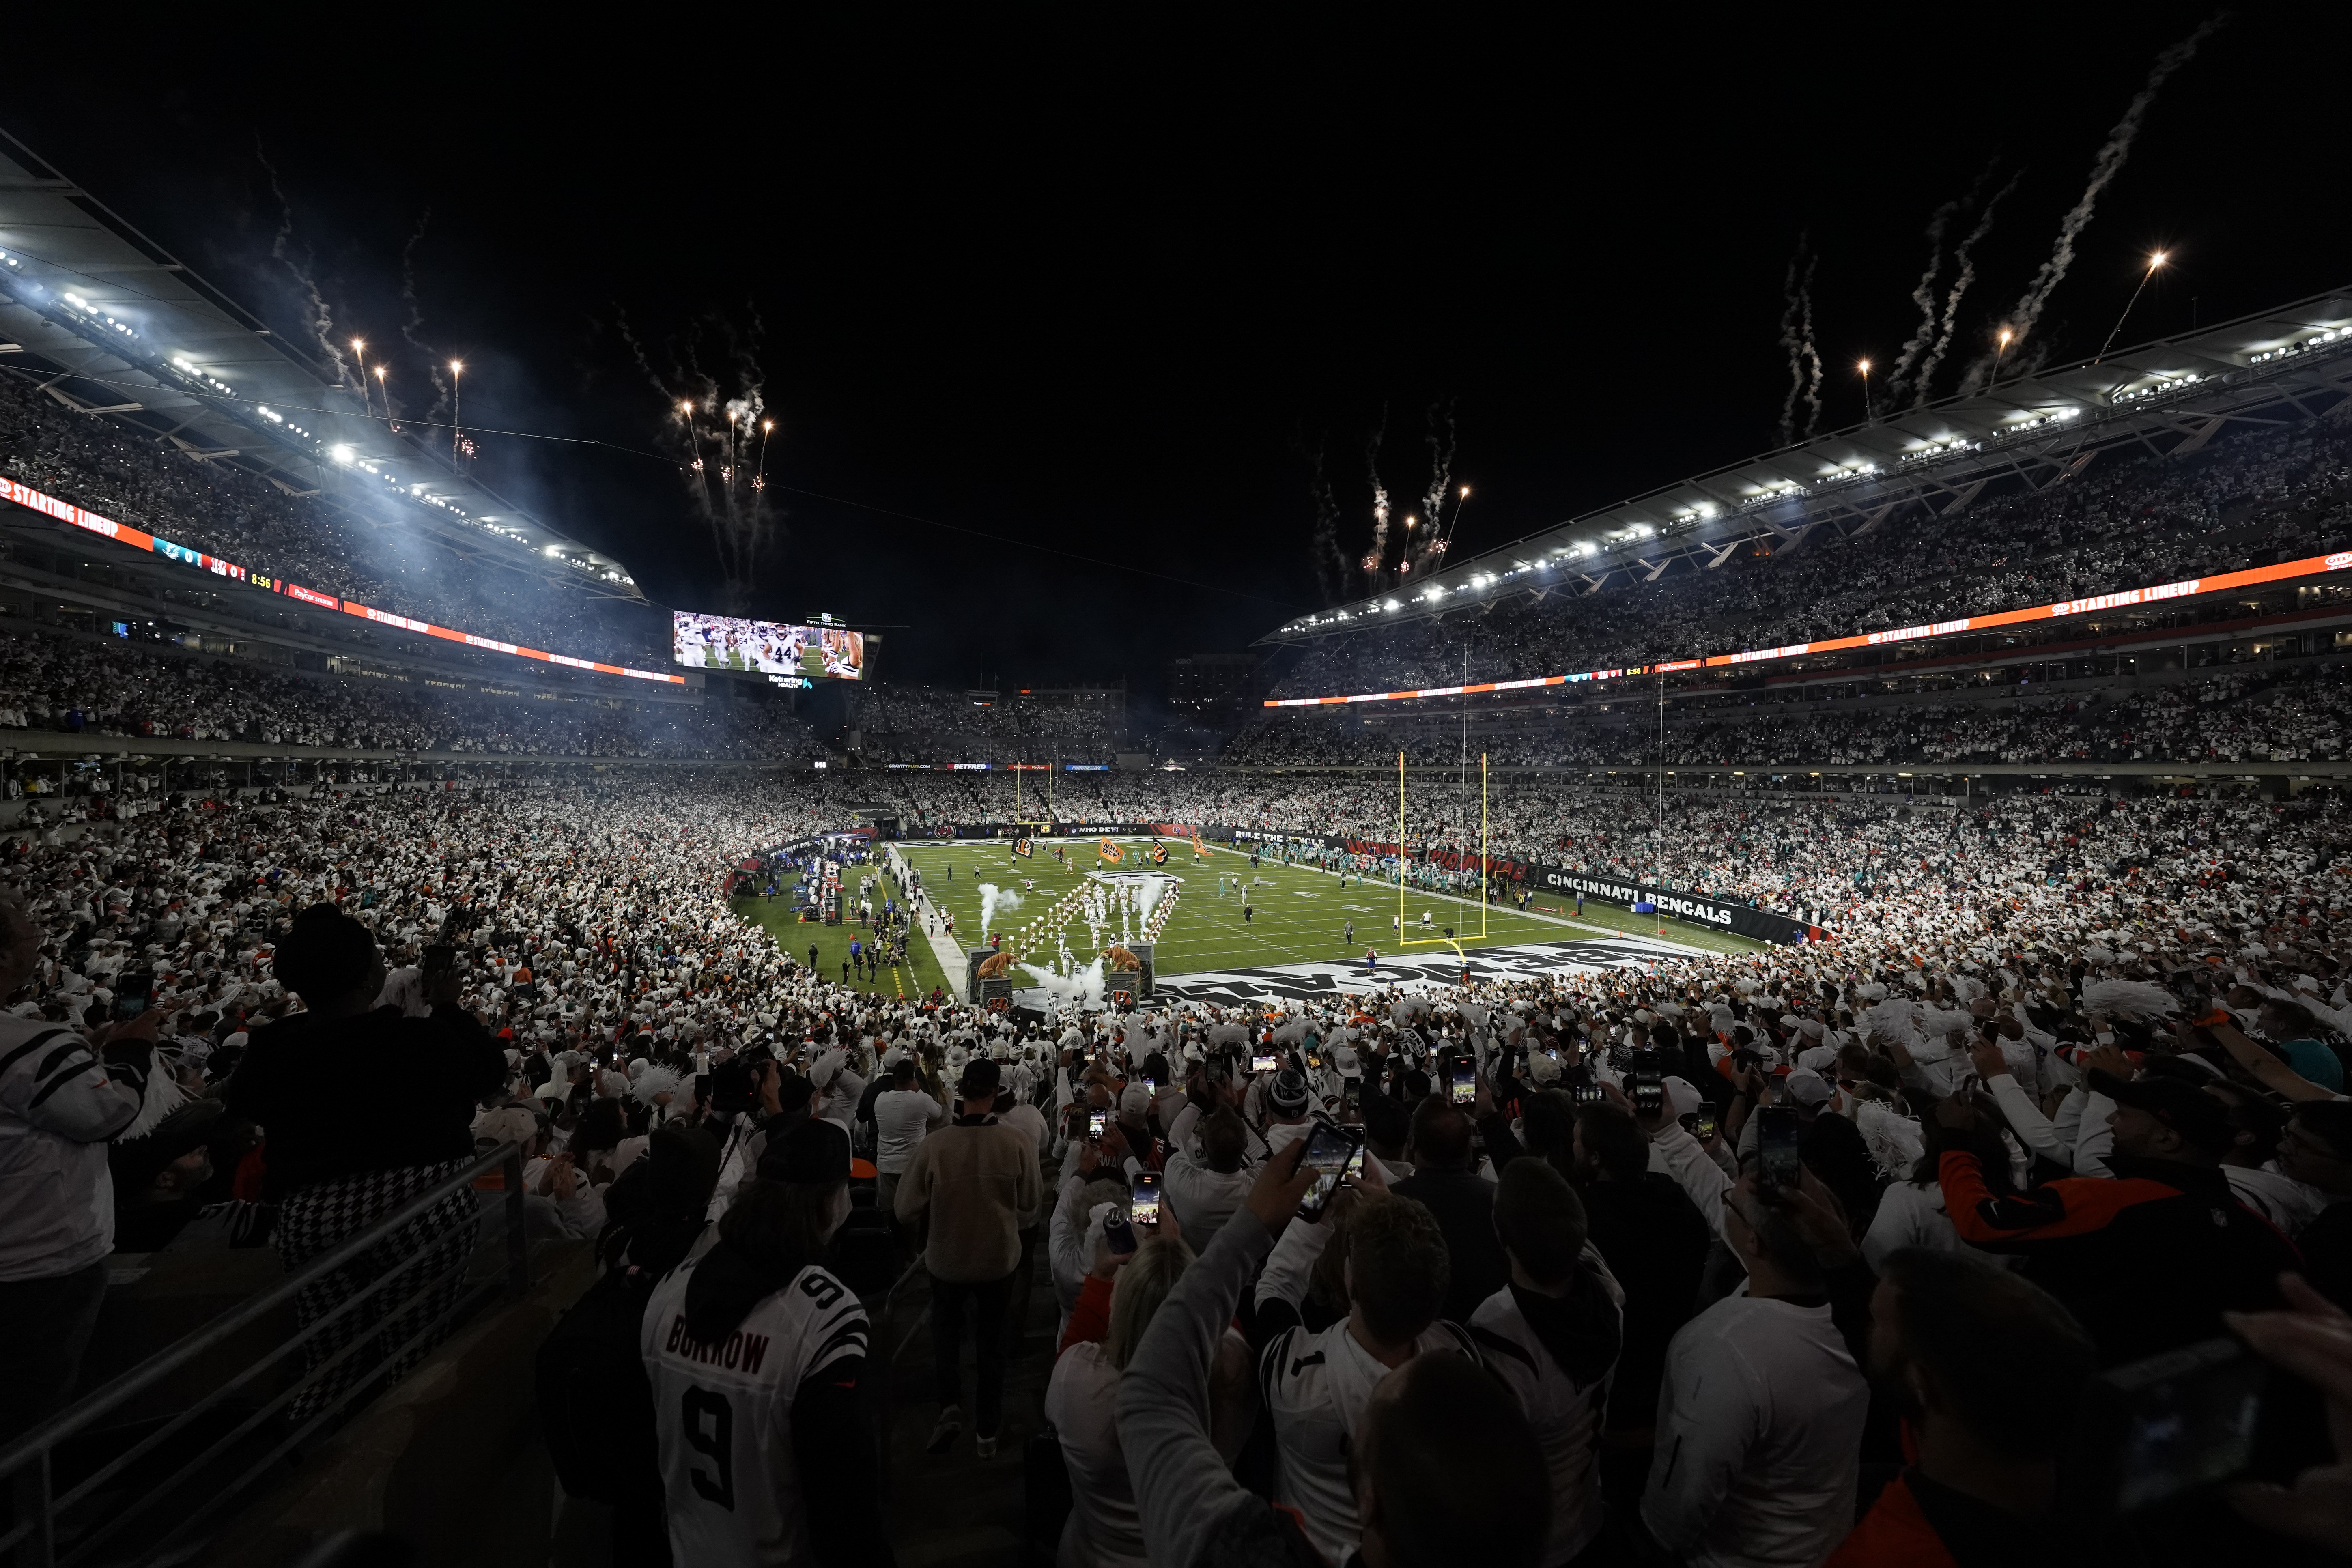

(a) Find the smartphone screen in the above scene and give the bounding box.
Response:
[1341,1078,1361,1109]
[1140,1077,1155,1093]
[1252,1053,1278,1074]
[1694,1112,1719,1142]
[2081,1337,2267,1516]
[112,970,153,1022]
[1629,1073,1664,1116]
[1448,1063,1476,1105]
[1130,1172,1161,1227]
[1572,1081,1606,1108]
[1296,1123,1360,1218]
[1758,1104,1803,1195]
[1087,1108,1109,1140]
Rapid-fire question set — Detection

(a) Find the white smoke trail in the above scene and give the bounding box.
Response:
[1885,198,1961,408]
[978,882,1022,933]
[1776,244,1820,445]
[1136,877,1167,923]
[397,211,438,424]
[1417,400,1455,575]
[1307,443,1349,603]
[1915,168,2019,406]
[256,146,350,388]
[1019,962,1082,1012]
[1799,273,1824,439]
[1975,14,2225,383]
[1365,416,1390,580]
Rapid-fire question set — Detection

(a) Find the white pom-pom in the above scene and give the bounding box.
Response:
[1853,1100,1926,1180]
[631,1065,683,1106]
[117,1052,190,1143]
[2080,980,2178,1021]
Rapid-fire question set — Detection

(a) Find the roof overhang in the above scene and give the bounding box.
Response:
[0,134,645,600]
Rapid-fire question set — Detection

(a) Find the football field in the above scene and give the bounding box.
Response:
[886,837,1762,978]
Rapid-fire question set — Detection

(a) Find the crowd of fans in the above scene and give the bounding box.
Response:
[0,373,663,664]
[1229,659,2352,771]
[0,629,822,759]
[9,370,2352,1565]
[1272,413,2352,700]
[0,762,2348,1564]
[849,684,1130,761]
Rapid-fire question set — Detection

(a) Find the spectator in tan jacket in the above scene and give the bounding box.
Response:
[895,1056,1042,1459]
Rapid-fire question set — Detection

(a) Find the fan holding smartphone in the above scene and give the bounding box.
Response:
[1293,1122,1364,1221]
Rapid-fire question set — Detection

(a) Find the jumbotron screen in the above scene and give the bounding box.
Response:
[671,612,867,680]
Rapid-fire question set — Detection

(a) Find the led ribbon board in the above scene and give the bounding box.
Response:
[0,478,685,684]
[1264,550,2352,708]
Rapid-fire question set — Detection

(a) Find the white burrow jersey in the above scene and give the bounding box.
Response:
[642,1255,870,1566]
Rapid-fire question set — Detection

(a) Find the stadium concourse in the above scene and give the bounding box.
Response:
[4,217,2352,1566]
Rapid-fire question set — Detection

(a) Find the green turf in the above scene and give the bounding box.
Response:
[732,858,953,1001]
[883,838,1763,976]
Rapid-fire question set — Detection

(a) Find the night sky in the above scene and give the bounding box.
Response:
[6,8,2347,709]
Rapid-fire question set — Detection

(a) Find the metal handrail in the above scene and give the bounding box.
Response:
[0,1141,529,1568]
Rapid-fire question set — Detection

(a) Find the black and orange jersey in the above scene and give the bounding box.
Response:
[1939,1150,2295,1367]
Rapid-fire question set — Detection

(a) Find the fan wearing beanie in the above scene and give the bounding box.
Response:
[222,902,508,1417]
[641,1118,890,1565]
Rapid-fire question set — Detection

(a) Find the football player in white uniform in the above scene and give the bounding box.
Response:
[643,1119,891,1566]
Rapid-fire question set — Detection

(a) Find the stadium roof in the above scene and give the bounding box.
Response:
[1259,285,2352,646]
[0,132,644,601]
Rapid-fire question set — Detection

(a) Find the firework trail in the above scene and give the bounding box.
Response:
[1776,241,1816,447]
[1417,400,1456,576]
[1967,13,2225,390]
[1915,167,2019,406]
[394,211,436,428]
[1885,198,1962,408]
[1799,269,1824,439]
[1364,411,1391,583]
[1306,442,1349,603]
[618,310,782,613]
[256,143,349,388]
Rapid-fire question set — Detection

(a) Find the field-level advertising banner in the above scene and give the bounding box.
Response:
[935,822,1181,840]
[1219,826,1829,946]
[672,611,866,679]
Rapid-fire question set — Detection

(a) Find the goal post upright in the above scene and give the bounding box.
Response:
[1397,749,1487,955]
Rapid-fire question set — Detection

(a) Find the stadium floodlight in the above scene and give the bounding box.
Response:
[1383,599,1401,611]
[330,444,353,464]
[544,545,562,557]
